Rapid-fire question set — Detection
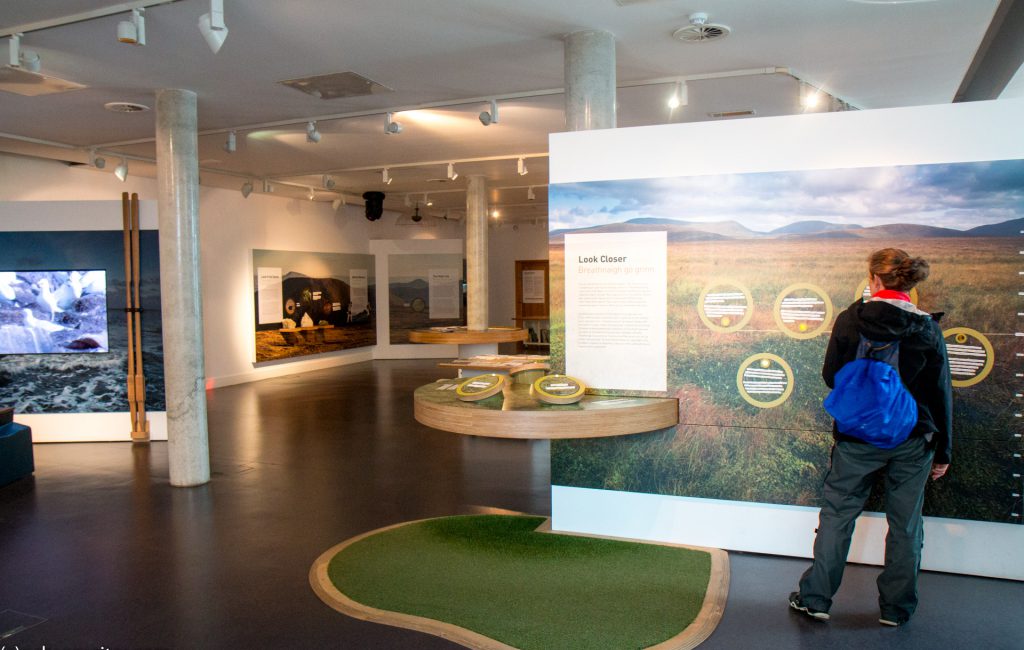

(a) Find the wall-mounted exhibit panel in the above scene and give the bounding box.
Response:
[548,99,1024,579]
[0,201,167,442]
[387,253,466,344]
[252,249,376,363]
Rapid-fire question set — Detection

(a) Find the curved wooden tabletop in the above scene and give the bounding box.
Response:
[408,327,528,345]
[414,380,679,439]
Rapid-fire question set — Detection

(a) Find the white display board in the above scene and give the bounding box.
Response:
[428,268,461,319]
[564,231,667,392]
[549,98,1024,580]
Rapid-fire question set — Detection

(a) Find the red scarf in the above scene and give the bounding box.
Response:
[873,289,911,302]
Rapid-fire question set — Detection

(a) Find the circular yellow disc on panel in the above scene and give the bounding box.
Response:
[736,353,795,409]
[697,281,754,333]
[942,326,994,388]
[773,283,834,340]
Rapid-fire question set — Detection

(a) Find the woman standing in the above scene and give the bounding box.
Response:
[789,248,953,626]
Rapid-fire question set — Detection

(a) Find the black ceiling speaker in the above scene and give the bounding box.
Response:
[362,191,385,221]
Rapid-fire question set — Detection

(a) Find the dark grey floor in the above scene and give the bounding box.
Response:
[1,359,1021,649]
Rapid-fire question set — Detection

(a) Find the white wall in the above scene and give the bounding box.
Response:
[0,152,549,388]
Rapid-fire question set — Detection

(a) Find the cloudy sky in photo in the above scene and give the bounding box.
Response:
[549,159,1024,232]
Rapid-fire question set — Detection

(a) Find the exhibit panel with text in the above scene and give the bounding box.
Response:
[548,100,1024,578]
[387,253,466,344]
[251,249,376,362]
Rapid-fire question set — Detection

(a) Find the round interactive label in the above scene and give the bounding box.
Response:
[736,353,795,408]
[773,283,834,339]
[855,280,919,306]
[942,327,994,387]
[455,373,506,401]
[530,374,587,405]
[698,282,754,333]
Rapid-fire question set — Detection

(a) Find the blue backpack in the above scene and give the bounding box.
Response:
[823,335,918,449]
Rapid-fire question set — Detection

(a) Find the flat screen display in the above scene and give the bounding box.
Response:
[0,270,109,354]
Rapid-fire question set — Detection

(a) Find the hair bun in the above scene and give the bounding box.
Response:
[896,257,930,285]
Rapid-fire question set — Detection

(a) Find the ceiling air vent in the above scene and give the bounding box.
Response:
[104,102,150,113]
[278,71,393,100]
[673,12,731,43]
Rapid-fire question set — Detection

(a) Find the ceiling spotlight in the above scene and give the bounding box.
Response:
[382,168,393,185]
[21,50,41,72]
[517,157,528,176]
[307,187,316,201]
[263,179,274,193]
[668,81,688,109]
[331,198,345,211]
[491,209,500,219]
[322,175,336,189]
[117,8,146,46]
[384,112,403,135]
[198,0,228,54]
[424,194,433,207]
[799,82,823,110]
[114,158,128,182]
[447,162,458,181]
[89,149,106,169]
[305,121,321,143]
[7,33,21,67]
[224,130,237,153]
[240,180,253,198]
[6,33,41,72]
[479,99,499,126]
[527,186,536,201]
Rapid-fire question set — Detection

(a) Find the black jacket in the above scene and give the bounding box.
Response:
[822,298,953,464]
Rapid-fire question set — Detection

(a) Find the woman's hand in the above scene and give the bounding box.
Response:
[930,463,949,480]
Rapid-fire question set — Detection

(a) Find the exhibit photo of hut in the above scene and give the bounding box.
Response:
[548,158,1024,524]
[387,253,465,344]
[252,249,376,362]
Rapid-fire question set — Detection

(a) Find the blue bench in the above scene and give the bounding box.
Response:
[0,408,34,488]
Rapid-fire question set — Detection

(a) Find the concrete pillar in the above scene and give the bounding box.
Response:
[465,175,488,331]
[564,30,617,131]
[155,88,210,487]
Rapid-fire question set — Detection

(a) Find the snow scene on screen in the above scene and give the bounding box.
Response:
[0,270,109,354]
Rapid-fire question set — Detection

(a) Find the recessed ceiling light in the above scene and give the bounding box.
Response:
[104,101,150,113]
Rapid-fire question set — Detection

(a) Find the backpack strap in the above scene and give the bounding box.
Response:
[856,334,900,370]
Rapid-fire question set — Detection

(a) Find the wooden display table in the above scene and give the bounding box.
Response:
[438,354,549,379]
[409,326,529,358]
[414,380,679,439]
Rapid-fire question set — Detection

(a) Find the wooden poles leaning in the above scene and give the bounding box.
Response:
[122,192,150,442]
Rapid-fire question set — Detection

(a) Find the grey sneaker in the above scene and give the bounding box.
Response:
[879,616,908,627]
[789,592,830,621]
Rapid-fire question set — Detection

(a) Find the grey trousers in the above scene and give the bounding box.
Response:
[798,435,934,621]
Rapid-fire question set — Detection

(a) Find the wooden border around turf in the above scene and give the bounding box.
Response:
[309,517,730,650]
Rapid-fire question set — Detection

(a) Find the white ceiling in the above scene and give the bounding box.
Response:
[0,0,1017,221]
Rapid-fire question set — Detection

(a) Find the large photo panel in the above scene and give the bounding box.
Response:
[548,99,1024,579]
[252,249,376,362]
